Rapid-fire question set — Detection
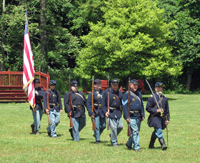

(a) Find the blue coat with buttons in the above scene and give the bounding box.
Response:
[102,88,123,119]
[30,87,43,110]
[87,89,104,118]
[43,89,63,112]
[122,90,145,120]
[64,90,87,118]
[146,93,170,129]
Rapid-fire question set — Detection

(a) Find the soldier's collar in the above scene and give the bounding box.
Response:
[111,88,118,94]
[156,92,162,97]
[71,90,78,93]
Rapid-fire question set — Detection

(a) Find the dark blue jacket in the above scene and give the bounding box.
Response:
[122,90,145,120]
[30,87,43,110]
[87,89,104,118]
[64,90,87,118]
[43,89,62,112]
[146,93,170,129]
[102,88,123,119]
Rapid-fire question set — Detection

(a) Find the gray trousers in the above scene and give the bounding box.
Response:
[72,117,86,141]
[109,117,123,145]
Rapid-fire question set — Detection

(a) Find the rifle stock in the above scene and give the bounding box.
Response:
[91,76,96,130]
[69,75,73,128]
[127,77,131,137]
[107,74,110,130]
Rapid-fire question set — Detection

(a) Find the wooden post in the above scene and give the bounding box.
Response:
[8,68,10,86]
[39,68,41,87]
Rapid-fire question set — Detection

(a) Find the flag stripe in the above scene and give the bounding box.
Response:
[23,10,35,109]
[24,35,34,76]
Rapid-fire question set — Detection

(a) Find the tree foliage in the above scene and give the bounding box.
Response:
[75,0,182,80]
[156,0,200,89]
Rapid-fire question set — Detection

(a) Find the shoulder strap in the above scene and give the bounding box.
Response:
[75,93,84,100]
[130,91,141,104]
[153,97,163,109]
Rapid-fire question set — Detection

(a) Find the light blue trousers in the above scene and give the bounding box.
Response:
[93,116,106,141]
[153,128,163,139]
[32,109,43,131]
[47,109,60,137]
[109,117,123,145]
[72,117,86,141]
[126,119,141,150]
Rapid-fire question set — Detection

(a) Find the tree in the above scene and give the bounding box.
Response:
[75,0,182,80]
[0,0,5,71]
[157,0,200,90]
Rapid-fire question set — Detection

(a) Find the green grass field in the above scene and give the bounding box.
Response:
[0,94,200,163]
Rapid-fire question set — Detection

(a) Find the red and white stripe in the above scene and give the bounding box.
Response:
[23,19,35,108]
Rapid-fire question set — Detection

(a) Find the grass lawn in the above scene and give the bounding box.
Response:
[0,94,200,163]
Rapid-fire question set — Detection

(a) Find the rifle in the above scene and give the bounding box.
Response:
[107,74,110,130]
[127,77,131,137]
[91,76,96,130]
[46,76,51,125]
[68,75,73,128]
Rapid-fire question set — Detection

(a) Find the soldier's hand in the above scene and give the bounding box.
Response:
[126,118,130,124]
[157,108,162,113]
[165,120,169,125]
[45,109,49,115]
[68,111,72,116]
[35,91,38,95]
[105,112,110,118]
[141,117,145,121]
[60,110,63,114]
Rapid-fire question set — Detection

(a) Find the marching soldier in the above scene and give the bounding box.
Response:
[146,82,170,150]
[122,79,145,151]
[64,80,87,141]
[43,80,63,138]
[30,78,44,135]
[102,79,123,147]
[87,79,106,144]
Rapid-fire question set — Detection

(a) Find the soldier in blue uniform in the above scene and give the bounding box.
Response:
[102,79,123,147]
[87,79,106,144]
[122,79,145,151]
[30,78,44,135]
[43,80,63,138]
[146,82,170,150]
[64,80,87,141]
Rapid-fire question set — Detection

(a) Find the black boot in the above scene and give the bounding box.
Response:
[159,138,167,150]
[31,124,35,134]
[69,128,73,139]
[149,135,156,149]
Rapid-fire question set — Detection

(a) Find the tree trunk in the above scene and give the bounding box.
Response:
[1,0,5,71]
[40,0,47,73]
[187,73,192,91]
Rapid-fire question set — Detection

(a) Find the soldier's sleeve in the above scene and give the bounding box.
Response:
[139,92,145,118]
[86,93,93,116]
[122,92,129,120]
[57,90,63,110]
[101,90,107,114]
[43,91,47,109]
[64,92,70,113]
[165,98,170,121]
[146,97,157,114]
[38,88,43,99]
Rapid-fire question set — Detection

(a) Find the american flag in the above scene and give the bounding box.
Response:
[23,10,35,109]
